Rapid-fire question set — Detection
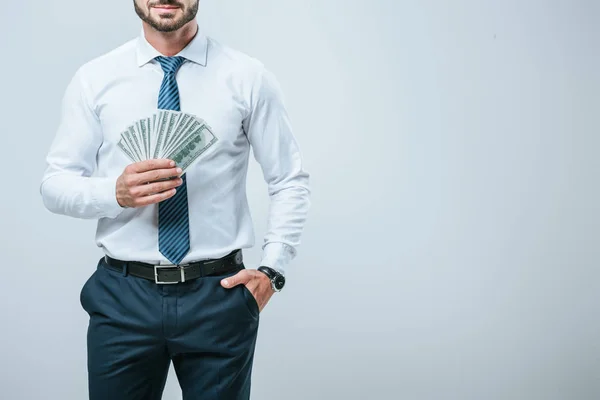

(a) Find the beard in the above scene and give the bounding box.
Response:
[134,0,199,32]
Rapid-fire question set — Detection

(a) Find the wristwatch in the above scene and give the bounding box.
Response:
[257,266,286,292]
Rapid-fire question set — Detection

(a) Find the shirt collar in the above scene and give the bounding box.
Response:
[135,27,208,67]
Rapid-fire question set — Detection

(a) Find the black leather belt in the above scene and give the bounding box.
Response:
[103,249,243,284]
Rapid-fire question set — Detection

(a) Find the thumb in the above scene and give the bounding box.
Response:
[221,270,249,289]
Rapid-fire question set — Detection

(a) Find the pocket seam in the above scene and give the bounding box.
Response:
[240,285,260,318]
[79,270,97,312]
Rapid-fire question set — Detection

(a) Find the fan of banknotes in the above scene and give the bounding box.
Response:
[117,110,218,174]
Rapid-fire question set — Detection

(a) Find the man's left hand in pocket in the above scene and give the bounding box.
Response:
[221,269,274,312]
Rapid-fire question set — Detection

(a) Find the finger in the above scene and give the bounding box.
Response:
[221,270,251,289]
[133,178,183,197]
[127,159,176,174]
[133,188,177,206]
[134,167,182,186]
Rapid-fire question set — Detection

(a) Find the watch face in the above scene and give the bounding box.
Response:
[274,275,285,290]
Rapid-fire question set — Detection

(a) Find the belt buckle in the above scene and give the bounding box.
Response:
[154,264,186,284]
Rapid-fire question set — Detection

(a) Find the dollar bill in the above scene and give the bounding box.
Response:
[161,110,182,158]
[117,138,138,162]
[129,125,144,160]
[141,117,151,160]
[160,112,194,158]
[123,125,143,162]
[161,115,205,159]
[149,113,157,158]
[135,119,148,160]
[170,124,218,172]
[152,110,170,159]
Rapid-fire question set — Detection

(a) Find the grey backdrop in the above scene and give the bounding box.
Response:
[1,1,599,399]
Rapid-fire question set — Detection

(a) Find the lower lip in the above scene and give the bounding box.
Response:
[153,6,179,13]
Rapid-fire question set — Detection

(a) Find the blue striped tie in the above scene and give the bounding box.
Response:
[156,56,190,265]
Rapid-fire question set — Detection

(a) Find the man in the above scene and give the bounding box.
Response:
[39,0,310,398]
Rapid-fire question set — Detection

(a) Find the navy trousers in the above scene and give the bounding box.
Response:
[79,256,260,400]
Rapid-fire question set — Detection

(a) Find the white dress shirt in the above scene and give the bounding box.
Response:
[40,29,310,274]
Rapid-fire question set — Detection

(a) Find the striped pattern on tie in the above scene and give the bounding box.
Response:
[156,56,190,265]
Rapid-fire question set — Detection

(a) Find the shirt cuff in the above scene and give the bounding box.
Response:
[91,176,125,219]
[260,242,297,276]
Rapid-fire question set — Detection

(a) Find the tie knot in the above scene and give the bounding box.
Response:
[156,56,186,74]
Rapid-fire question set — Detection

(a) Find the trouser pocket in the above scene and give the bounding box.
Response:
[240,284,260,318]
[80,258,102,312]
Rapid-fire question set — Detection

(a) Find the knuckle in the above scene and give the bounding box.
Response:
[147,185,157,195]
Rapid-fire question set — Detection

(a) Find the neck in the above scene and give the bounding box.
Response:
[142,20,198,56]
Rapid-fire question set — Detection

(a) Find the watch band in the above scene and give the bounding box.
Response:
[257,266,276,279]
[258,266,285,292]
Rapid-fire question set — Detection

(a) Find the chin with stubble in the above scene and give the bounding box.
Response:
[134,0,199,32]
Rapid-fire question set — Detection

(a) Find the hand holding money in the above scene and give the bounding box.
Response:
[116,159,183,208]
